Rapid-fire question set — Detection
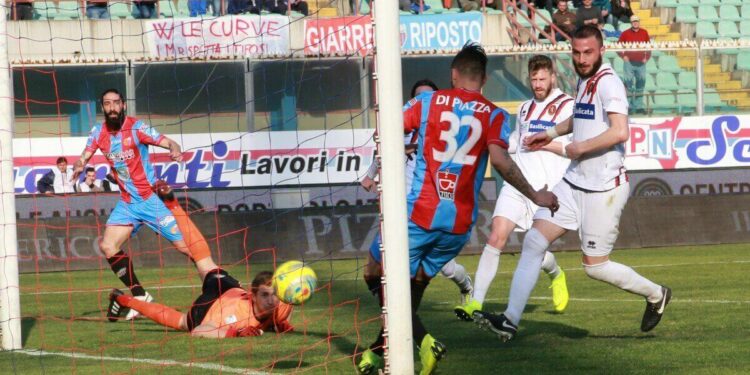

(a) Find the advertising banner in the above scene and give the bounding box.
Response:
[146,15,290,58]
[13,130,375,194]
[303,16,373,56]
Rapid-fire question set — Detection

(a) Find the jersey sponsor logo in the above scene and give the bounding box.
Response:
[436,170,458,201]
[434,95,492,114]
[106,149,135,163]
[528,120,556,133]
[574,103,596,120]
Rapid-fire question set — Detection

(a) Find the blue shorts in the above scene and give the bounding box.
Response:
[107,194,183,242]
[369,220,470,278]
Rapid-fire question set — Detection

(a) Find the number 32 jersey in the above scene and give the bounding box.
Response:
[403,88,511,234]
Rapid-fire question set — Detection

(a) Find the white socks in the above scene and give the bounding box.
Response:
[504,228,549,325]
[541,251,561,279]
[472,244,502,304]
[583,261,663,303]
[440,259,472,294]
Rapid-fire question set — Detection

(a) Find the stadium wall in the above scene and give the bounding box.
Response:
[15,194,750,273]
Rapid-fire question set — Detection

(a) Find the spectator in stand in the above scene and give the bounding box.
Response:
[103,172,120,192]
[611,0,633,28]
[189,0,208,16]
[227,0,261,14]
[77,167,105,193]
[459,0,480,12]
[618,15,651,113]
[11,0,34,20]
[209,0,223,16]
[532,0,554,13]
[576,0,603,29]
[133,0,157,19]
[86,0,111,19]
[37,157,76,195]
[551,0,576,41]
[593,0,611,25]
[290,0,308,15]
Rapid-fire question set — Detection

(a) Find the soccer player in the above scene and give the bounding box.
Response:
[455,55,573,321]
[107,184,293,337]
[72,88,202,320]
[357,43,558,375]
[474,26,671,342]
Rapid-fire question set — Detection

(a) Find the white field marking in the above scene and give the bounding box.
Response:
[20,259,750,297]
[438,296,750,305]
[12,349,268,375]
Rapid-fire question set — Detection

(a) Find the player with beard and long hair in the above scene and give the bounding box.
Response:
[474,26,671,342]
[72,88,217,320]
[454,55,573,322]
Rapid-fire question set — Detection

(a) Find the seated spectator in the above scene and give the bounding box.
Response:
[37,157,76,195]
[263,0,287,14]
[188,0,208,16]
[86,0,111,19]
[611,0,633,28]
[593,0,611,24]
[133,0,157,19]
[459,0,480,12]
[227,0,260,14]
[11,0,34,20]
[551,0,576,41]
[290,0,308,15]
[576,0,603,29]
[77,167,105,193]
[103,172,120,192]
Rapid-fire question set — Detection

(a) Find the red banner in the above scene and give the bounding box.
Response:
[304,16,373,56]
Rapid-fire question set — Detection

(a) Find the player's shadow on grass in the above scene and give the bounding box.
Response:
[21,317,36,346]
[587,333,656,340]
[516,319,590,340]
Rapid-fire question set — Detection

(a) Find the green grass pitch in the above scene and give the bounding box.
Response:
[2,244,749,374]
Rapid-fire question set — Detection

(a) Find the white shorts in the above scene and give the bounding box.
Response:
[492,184,537,232]
[534,180,630,256]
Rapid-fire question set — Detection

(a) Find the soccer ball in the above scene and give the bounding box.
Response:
[273,260,317,305]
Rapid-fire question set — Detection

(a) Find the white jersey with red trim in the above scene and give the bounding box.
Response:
[509,88,573,192]
[564,63,629,192]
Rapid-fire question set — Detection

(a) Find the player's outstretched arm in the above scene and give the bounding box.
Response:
[566,112,628,159]
[489,144,559,212]
[191,323,229,339]
[524,116,573,151]
[157,136,183,162]
[71,150,94,181]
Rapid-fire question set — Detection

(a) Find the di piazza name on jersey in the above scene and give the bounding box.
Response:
[434,95,492,113]
[574,103,596,120]
[106,149,135,163]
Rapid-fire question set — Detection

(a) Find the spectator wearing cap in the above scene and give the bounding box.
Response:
[611,0,633,28]
[618,15,651,113]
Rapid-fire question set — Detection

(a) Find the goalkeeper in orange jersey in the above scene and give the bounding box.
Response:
[106,181,294,338]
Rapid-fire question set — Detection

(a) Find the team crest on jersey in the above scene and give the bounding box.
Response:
[436,170,458,201]
[548,105,556,115]
[123,137,132,147]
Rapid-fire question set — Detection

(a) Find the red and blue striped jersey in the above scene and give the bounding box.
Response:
[85,117,165,203]
[404,88,511,234]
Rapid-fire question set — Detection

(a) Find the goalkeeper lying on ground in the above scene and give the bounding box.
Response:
[106,181,294,338]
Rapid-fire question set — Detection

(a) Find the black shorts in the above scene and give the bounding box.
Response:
[187,269,242,331]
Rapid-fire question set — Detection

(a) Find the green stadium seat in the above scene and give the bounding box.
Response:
[646,58,659,74]
[656,72,681,91]
[652,90,678,114]
[676,90,697,114]
[677,0,699,6]
[696,21,718,39]
[159,0,178,17]
[740,20,750,36]
[698,5,720,22]
[718,21,741,38]
[56,1,82,19]
[109,2,132,19]
[423,0,446,14]
[177,0,190,16]
[645,73,658,92]
[33,1,57,19]
[704,88,726,110]
[698,0,720,6]
[618,22,631,32]
[657,55,682,73]
[721,0,743,5]
[737,52,750,70]
[678,71,697,89]
[719,5,742,22]
[742,4,750,20]
[611,56,624,72]
[675,6,698,24]
[656,0,678,8]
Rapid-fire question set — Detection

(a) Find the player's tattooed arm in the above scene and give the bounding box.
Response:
[158,136,183,162]
[489,145,559,212]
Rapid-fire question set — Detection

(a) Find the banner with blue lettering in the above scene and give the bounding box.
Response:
[399,13,483,51]
[626,115,750,170]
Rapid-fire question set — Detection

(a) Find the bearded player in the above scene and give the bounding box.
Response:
[72,89,209,320]
[455,55,573,321]
[474,26,671,342]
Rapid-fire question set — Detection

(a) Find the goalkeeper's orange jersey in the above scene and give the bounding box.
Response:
[201,288,293,333]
